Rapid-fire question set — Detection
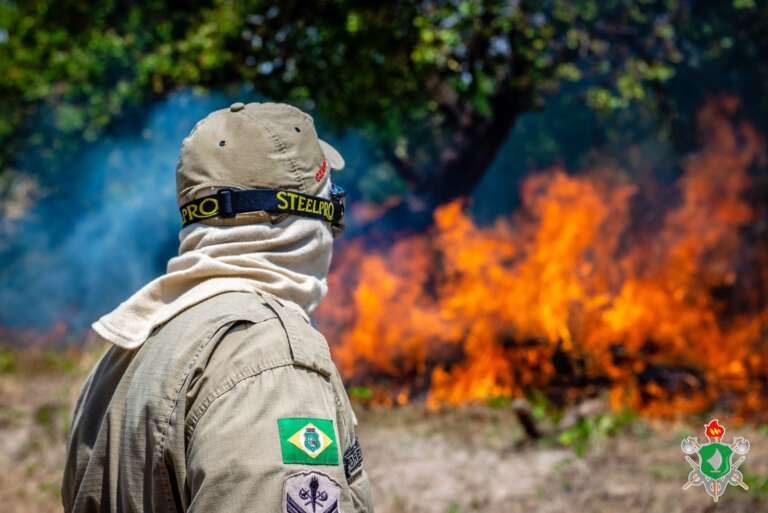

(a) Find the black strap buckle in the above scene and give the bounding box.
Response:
[217,188,235,218]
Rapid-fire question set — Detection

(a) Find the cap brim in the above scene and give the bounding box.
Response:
[319,139,345,170]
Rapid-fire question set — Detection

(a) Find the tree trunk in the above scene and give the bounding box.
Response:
[419,88,522,205]
[357,87,522,235]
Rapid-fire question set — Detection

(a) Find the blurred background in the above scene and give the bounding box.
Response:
[0,1,766,512]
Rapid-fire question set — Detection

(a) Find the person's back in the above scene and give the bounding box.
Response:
[62,102,374,512]
[63,291,371,512]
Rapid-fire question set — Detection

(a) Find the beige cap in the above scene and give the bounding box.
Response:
[175,102,344,209]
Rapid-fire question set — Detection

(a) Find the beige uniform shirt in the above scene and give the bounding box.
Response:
[62,291,373,513]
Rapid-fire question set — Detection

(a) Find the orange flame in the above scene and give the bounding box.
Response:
[316,98,767,417]
[705,419,725,439]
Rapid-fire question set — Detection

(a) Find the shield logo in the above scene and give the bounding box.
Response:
[304,428,321,452]
[698,443,733,479]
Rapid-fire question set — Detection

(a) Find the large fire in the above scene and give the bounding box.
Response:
[316,99,767,417]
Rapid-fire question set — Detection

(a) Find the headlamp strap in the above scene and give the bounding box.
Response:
[179,188,344,228]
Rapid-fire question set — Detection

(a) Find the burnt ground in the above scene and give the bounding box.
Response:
[1,347,767,513]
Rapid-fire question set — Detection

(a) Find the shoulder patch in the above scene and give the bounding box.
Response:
[283,471,341,513]
[343,438,364,479]
[278,417,339,465]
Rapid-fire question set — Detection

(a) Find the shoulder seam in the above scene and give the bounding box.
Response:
[184,358,333,444]
[262,296,335,377]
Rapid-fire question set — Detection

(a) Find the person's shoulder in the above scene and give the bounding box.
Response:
[183,292,337,434]
[205,313,292,375]
[194,291,335,391]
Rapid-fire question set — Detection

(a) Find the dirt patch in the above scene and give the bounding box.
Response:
[358,406,768,513]
[1,349,766,513]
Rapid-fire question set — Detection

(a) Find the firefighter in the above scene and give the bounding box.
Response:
[62,102,374,513]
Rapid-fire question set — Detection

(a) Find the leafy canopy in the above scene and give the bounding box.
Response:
[0,0,764,205]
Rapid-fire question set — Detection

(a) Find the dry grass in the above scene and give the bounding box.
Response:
[1,346,766,513]
[0,346,97,513]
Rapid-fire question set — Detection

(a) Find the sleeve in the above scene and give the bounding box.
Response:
[186,361,373,513]
[329,368,375,513]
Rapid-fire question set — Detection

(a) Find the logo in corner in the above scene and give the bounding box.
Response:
[681,418,750,502]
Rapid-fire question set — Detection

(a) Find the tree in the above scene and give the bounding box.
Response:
[1,0,765,223]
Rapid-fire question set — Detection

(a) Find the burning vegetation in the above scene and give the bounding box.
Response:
[317,99,767,418]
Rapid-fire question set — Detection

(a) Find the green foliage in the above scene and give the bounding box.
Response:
[0,404,24,428]
[557,409,638,456]
[742,471,768,501]
[33,400,69,439]
[444,502,462,513]
[3,0,761,206]
[485,395,511,408]
[0,348,17,374]
[348,386,374,401]
[649,462,685,481]
[41,349,78,375]
[37,481,61,498]
[33,403,54,428]
[527,389,561,424]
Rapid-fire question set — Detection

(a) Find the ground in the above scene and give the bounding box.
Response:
[1,347,766,513]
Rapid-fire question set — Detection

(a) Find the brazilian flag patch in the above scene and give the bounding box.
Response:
[277,417,339,465]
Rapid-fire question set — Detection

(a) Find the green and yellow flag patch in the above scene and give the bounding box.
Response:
[277,417,339,465]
